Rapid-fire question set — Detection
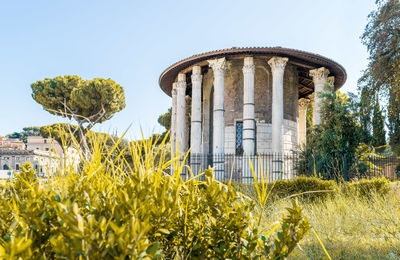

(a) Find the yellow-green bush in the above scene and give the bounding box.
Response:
[235,177,337,203]
[0,136,310,259]
[236,176,391,204]
[344,177,390,197]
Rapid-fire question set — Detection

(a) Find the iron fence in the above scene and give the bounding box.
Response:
[298,153,400,181]
[186,153,299,183]
[175,153,400,183]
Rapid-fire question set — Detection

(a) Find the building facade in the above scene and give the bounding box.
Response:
[0,137,25,150]
[0,149,60,178]
[159,47,346,180]
[26,136,63,157]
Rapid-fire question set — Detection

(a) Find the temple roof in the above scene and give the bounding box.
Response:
[159,47,347,98]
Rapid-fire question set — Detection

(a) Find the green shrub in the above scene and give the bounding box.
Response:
[236,176,391,204]
[235,176,337,203]
[0,135,310,259]
[344,177,390,197]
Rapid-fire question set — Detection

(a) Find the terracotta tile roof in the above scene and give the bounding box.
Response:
[159,47,347,97]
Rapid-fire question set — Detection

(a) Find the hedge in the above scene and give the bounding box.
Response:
[234,176,390,203]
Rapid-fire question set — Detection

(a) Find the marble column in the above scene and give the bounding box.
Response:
[327,76,335,87]
[208,58,226,155]
[242,57,256,155]
[309,67,330,125]
[176,73,187,156]
[190,66,202,155]
[268,57,288,155]
[190,66,202,174]
[298,98,310,148]
[268,57,288,179]
[208,58,226,180]
[171,83,178,155]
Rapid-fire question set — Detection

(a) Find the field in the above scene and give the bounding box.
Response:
[246,182,400,259]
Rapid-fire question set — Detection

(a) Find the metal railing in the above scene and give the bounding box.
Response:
[186,153,299,183]
[298,153,400,181]
[175,153,400,183]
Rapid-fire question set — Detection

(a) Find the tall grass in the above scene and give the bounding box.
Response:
[256,184,400,259]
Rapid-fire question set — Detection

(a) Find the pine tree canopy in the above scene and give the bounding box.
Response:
[31,75,125,127]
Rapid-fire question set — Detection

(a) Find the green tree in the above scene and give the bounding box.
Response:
[305,102,313,144]
[300,85,363,180]
[360,0,400,154]
[158,108,171,131]
[156,107,171,143]
[359,88,373,144]
[347,89,373,145]
[40,123,133,164]
[31,75,125,156]
[388,84,400,154]
[40,123,79,148]
[6,127,41,143]
[372,97,386,152]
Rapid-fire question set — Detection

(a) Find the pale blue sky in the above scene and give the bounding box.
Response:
[0,0,375,139]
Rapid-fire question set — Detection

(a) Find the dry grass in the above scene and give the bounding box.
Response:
[257,183,400,259]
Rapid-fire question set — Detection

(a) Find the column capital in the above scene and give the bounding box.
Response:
[242,56,255,74]
[327,76,335,86]
[309,67,330,81]
[268,56,289,72]
[177,73,186,82]
[172,83,178,95]
[208,57,226,76]
[177,73,186,90]
[298,98,311,109]
[191,65,203,83]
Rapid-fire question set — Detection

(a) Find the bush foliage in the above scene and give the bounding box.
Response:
[345,177,390,197]
[0,136,310,259]
[235,176,390,204]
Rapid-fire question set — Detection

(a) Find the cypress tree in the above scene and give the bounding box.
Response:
[372,97,386,152]
[360,0,400,154]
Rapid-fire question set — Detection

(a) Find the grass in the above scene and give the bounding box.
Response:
[251,183,400,259]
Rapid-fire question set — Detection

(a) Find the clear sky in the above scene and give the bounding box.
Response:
[0,0,376,139]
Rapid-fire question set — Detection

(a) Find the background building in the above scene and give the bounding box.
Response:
[26,136,63,157]
[0,148,60,178]
[0,137,25,150]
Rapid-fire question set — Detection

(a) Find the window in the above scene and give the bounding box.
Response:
[3,165,9,170]
[16,164,19,171]
[45,148,49,151]
[235,121,244,155]
[44,139,47,144]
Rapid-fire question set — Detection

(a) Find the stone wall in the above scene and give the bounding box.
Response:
[224,59,244,126]
[200,58,298,155]
[254,59,272,123]
[225,125,235,154]
[254,119,297,154]
[201,69,214,155]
